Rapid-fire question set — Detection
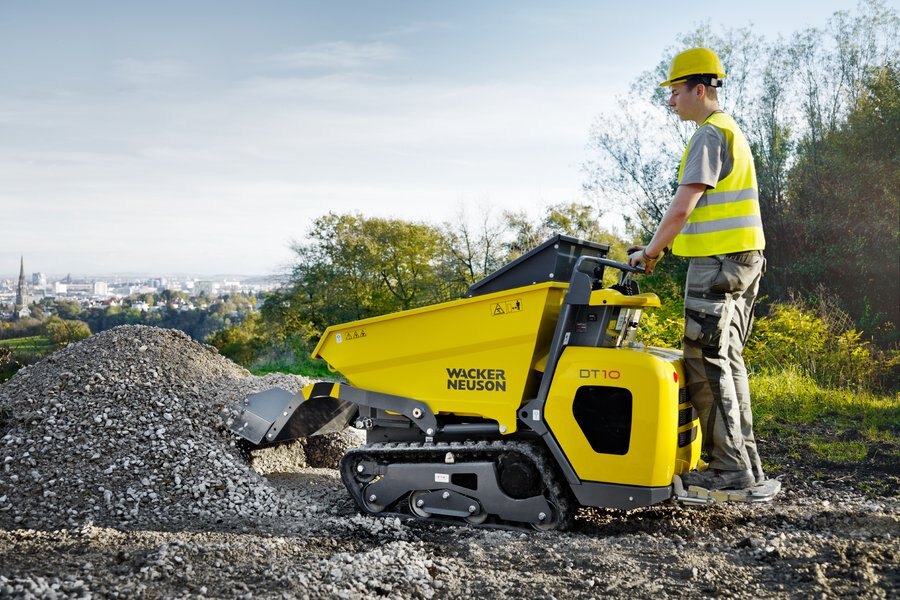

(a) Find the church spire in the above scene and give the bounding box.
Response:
[15,255,28,313]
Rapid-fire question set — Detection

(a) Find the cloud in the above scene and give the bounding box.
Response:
[270,41,400,70]
[113,58,191,86]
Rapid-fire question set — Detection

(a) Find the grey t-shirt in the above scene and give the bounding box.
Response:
[679,122,733,188]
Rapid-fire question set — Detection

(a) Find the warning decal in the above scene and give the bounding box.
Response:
[340,328,367,341]
[491,299,523,317]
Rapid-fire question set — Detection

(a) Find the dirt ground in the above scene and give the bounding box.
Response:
[1,448,897,599]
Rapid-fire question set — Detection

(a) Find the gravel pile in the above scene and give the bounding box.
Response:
[0,325,358,531]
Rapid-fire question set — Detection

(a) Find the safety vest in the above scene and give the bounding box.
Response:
[672,112,765,256]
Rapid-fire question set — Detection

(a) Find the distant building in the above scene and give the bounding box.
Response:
[14,256,30,320]
[195,281,216,296]
[32,272,46,287]
[93,281,109,296]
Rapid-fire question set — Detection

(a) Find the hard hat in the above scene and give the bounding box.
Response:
[659,48,727,87]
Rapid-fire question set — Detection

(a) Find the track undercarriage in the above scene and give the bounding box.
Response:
[339,439,576,531]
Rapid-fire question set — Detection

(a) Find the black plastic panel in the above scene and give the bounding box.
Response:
[572,385,632,455]
[466,234,609,297]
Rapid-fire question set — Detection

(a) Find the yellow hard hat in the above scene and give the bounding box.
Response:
[659,48,727,87]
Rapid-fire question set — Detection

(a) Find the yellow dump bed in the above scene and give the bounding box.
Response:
[313,282,567,434]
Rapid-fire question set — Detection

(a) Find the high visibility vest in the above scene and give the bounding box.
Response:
[672,112,766,256]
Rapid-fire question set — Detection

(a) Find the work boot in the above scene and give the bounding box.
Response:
[753,467,766,485]
[680,469,754,490]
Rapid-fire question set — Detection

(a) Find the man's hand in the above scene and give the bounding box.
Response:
[627,245,659,274]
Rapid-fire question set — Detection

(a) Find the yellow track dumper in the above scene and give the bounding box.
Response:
[230,235,779,530]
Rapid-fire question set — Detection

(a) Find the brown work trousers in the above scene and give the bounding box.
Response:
[683,250,765,478]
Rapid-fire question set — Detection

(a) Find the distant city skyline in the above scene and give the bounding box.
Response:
[1,1,858,275]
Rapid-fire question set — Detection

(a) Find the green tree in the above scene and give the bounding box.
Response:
[269,213,446,344]
[785,63,899,342]
[206,312,267,366]
[55,299,83,320]
[45,317,92,348]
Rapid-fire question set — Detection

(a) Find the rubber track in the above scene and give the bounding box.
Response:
[339,439,575,531]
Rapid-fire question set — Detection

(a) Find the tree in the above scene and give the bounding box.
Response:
[269,213,446,343]
[206,312,268,366]
[55,299,83,321]
[437,207,508,297]
[785,63,899,342]
[45,318,92,349]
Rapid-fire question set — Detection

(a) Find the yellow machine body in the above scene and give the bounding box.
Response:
[313,282,567,434]
[313,278,702,490]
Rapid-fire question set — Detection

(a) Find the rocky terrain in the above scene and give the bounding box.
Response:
[0,325,896,598]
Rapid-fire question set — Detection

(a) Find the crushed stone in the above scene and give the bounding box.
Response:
[0,325,358,531]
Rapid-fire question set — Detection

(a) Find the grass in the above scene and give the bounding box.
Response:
[0,336,53,352]
[249,354,340,380]
[751,366,899,430]
[0,336,55,383]
[751,366,899,466]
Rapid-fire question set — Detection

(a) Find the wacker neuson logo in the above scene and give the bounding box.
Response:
[446,368,507,391]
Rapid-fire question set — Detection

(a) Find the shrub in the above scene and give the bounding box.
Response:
[44,317,92,349]
[746,296,895,392]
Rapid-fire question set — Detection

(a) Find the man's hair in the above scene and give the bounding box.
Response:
[685,75,719,101]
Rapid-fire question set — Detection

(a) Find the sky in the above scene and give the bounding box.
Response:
[0,0,861,277]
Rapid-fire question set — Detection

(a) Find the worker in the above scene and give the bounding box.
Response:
[628,48,766,491]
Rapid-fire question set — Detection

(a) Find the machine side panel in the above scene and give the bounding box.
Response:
[544,346,689,488]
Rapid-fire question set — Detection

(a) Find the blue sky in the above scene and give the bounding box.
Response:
[1,1,860,276]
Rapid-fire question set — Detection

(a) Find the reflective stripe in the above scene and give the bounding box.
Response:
[681,215,764,235]
[695,187,758,208]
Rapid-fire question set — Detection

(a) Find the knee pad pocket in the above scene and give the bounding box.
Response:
[685,309,721,347]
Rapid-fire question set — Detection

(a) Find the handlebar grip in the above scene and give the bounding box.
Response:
[576,255,646,275]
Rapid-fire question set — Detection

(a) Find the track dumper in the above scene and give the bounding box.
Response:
[230,235,779,530]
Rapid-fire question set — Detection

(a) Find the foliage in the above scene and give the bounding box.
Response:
[745,293,898,392]
[0,317,45,340]
[633,277,686,350]
[267,213,446,345]
[0,346,18,383]
[781,63,899,343]
[45,317,92,349]
[206,313,268,366]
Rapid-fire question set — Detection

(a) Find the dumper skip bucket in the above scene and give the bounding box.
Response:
[312,282,567,434]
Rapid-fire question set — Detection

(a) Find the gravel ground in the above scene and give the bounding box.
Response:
[0,325,897,598]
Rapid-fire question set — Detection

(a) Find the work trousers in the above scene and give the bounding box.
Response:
[682,250,765,477]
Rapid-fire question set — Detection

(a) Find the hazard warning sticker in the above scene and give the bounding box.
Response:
[491,299,523,316]
[338,328,367,342]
